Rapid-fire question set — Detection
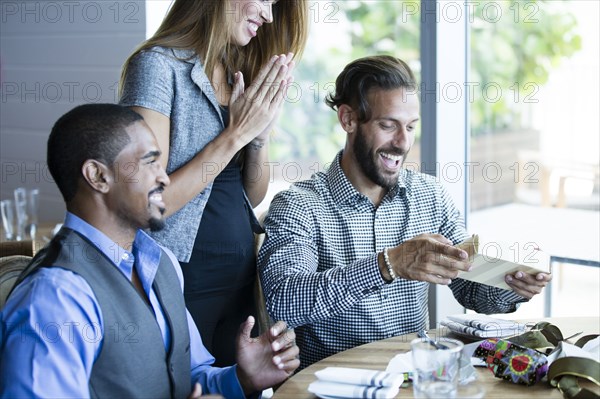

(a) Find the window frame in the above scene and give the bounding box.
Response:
[420,0,470,326]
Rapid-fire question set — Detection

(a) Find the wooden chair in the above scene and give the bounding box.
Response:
[254,231,275,336]
[515,150,600,210]
[254,227,287,395]
[0,240,37,257]
[0,255,32,309]
[0,240,38,308]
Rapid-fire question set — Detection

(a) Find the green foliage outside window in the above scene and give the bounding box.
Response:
[272,0,581,165]
[469,1,581,135]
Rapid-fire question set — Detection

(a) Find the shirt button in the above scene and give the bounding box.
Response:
[121,253,129,260]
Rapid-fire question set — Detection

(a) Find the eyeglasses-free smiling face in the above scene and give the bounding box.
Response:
[351,88,420,190]
[106,121,170,233]
[229,0,278,46]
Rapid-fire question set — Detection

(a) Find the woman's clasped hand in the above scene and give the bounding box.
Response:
[228,53,295,146]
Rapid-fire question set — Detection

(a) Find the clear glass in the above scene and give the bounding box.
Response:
[27,189,40,240]
[13,188,28,241]
[1,199,16,241]
[12,187,40,241]
[411,338,463,399]
[455,383,485,399]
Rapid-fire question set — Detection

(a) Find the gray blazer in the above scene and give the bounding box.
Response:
[120,47,260,262]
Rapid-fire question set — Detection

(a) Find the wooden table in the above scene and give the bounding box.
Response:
[274,317,600,398]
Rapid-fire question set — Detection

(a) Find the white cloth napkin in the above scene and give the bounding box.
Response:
[441,314,526,338]
[308,381,400,399]
[308,367,403,399]
[385,351,413,375]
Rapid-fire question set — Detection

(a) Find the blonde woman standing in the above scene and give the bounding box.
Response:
[120,0,308,366]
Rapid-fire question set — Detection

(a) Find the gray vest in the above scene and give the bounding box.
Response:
[14,228,192,398]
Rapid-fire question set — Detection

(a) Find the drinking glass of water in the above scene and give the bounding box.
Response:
[13,187,40,241]
[1,199,16,241]
[411,337,464,398]
[27,188,40,239]
[14,187,29,241]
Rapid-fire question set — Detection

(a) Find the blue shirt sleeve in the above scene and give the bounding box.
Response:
[0,268,103,399]
[187,310,246,397]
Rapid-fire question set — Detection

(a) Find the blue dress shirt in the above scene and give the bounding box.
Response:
[0,212,246,398]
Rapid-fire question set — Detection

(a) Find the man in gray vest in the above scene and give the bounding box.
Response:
[0,104,299,398]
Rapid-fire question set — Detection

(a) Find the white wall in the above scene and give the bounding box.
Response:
[0,0,146,222]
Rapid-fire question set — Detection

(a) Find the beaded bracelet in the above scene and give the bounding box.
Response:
[383,247,398,280]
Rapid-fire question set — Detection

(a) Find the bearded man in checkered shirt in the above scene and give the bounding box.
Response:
[257,55,552,369]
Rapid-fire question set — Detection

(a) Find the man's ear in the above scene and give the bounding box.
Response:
[338,104,357,134]
[81,160,112,194]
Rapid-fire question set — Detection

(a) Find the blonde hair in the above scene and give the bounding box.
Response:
[120,0,308,93]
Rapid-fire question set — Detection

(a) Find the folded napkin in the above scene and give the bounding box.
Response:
[385,352,413,376]
[308,381,399,399]
[308,367,403,399]
[441,314,526,338]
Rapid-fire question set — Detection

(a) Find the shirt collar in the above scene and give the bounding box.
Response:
[326,151,407,206]
[131,229,161,295]
[63,212,161,294]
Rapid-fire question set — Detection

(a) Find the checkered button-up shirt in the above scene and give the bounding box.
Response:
[258,151,525,368]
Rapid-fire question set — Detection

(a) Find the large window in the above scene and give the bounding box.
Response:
[468,0,599,318]
[262,0,422,215]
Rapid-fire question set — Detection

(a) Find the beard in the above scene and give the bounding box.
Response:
[148,216,166,232]
[353,125,409,190]
[148,206,166,232]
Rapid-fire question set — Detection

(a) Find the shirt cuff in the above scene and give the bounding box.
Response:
[493,288,529,312]
[346,253,387,297]
[217,365,247,399]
